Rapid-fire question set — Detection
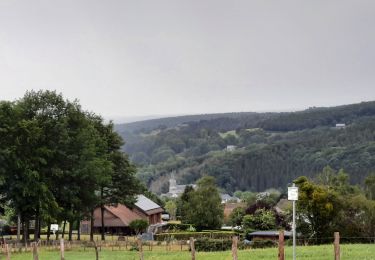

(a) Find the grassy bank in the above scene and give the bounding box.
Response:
[7,244,375,260]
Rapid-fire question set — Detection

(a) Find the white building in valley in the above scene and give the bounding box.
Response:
[162,173,196,198]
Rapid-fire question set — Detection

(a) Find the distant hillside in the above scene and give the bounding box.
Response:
[115,101,375,194]
[115,112,271,133]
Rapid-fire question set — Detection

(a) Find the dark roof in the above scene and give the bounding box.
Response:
[93,204,144,227]
[249,231,292,237]
[135,195,163,215]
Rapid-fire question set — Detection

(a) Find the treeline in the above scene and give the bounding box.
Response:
[227,167,375,243]
[115,112,272,134]
[115,101,375,194]
[260,101,375,131]
[0,91,142,240]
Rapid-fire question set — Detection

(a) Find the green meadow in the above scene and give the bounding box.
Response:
[7,244,375,260]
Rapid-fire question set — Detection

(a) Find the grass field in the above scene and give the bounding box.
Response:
[6,244,375,260]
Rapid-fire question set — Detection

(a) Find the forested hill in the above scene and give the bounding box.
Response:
[115,101,375,194]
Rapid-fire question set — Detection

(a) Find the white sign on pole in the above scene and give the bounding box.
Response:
[288,186,299,201]
[51,224,59,234]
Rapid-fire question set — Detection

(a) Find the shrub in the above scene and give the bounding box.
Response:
[129,219,148,234]
[194,238,232,251]
[154,231,236,241]
[166,223,195,232]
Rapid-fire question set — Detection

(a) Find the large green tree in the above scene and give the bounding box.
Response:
[0,90,142,242]
[183,176,223,230]
[294,176,342,243]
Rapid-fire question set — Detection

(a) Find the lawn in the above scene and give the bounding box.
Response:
[7,244,375,260]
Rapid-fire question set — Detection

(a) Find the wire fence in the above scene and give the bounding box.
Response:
[1,235,374,253]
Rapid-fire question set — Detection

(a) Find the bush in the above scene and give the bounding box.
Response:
[194,238,232,251]
[155,231,236,241]
[166,223,195,232]
[129,219,148,234]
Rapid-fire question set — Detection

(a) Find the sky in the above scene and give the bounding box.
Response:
[1,0,375,122]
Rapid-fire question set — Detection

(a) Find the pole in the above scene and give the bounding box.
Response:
[60,238,65,260]
[334,232,340,260]
[190,237,195,260]
[278,230,284,260]
[292,184,296,260]
[232,236,238,260]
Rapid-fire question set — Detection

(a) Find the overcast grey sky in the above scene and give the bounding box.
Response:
[1,0,375,122]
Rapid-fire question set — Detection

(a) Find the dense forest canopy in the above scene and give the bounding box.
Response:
[115,101,375,194]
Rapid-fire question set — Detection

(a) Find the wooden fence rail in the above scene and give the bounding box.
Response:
[0,231,351,260]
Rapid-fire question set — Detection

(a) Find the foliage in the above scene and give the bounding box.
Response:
[228,207,246,226]
[181,176,224,231]
[365,173,375,200]
[165,200,177,220]
[194,238,232,251]
[234,191,257,205]
[175,185,194,221]
[242,209,276,233]
[129,219,149,235]
[0,90,142,240]
[154,231,236,241]
[116,101,375,194]
[165,223,195,232]
[295,175,342,242]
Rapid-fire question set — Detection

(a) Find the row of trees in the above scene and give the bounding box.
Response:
[295,167,375,243]
[226,166,375,243]
[0,91,143,241]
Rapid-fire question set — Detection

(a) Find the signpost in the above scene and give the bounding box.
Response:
[288,184,298,260]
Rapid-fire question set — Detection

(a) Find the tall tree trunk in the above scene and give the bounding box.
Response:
[101,205,105,241]
[17,213,21,243]
[62,220,66,238]
[34,209,39,241]
[22,221,27,244]
[90,210,94,242]
[77,218,81,241]
[101,187,105,241]
[47,221,51,241]
[26,220,30,240]
[68,220,73,241]
[38,218,41,239]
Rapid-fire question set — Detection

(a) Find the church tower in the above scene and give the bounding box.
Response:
[169,172,177,193]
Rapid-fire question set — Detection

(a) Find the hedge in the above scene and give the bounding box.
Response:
[166,223,194,232]
[154,231,237,241]
[194,238,232,251]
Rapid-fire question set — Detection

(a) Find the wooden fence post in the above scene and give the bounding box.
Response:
[232,236,238,260]
[334,232,340,260]
[190,237,195,260]
[93,240,99,260]
[60,238,65,260]
[138,238,144,260]
[278,230,285,260]
[32,242,39,260]
[5,243,11,260]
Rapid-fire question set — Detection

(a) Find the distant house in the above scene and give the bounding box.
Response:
[133,195,164,224]
[220,194,241,204]
[335,123,346,129]
[248,231,292,241]
[80,195,163,235]
[226,145,237,152]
